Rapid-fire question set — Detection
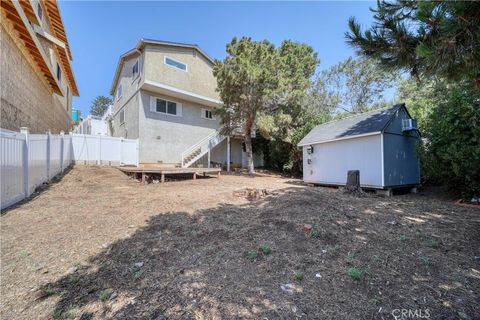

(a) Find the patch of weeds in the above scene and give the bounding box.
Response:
[64,306,80,319]
[131,265,143,279]
[99,288,114,302]
[419,256,431,266]
[428,239,439,248]
[19,250,30,258]
[68,274,80,283]
[309,229,319,238]
[347,267,362,281]
[260,244,271,255]
[41,284,55,297]
[294,272,304,281]
[346,251,358,265]
[399,234,406,242]
[245,250,258,260]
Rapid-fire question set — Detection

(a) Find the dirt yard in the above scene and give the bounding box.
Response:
[1,166,479,319]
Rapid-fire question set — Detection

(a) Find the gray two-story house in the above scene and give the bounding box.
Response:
[110,39,257,169]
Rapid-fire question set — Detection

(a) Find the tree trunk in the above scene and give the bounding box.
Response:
[244,122,254,175]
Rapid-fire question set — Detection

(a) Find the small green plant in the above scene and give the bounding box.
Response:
[19,250,30,258]
[131,265,143,279]
[245,250,258,260]
[41,284,55,297]
[260,244,271,255]
[99,288,114,302]
[68,274,80,283]
[346,251,358,264]
[64,306,80,319]
[428,239,439,248]
[309,229,319,238]
[419,256,431,266]
[294,272,304,281]
[347,267,362,280]
[399,234,406,242]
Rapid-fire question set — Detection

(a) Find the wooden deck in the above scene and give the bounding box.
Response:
[118,166,221,184]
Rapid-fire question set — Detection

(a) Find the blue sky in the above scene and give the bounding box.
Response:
[59,1,378,116]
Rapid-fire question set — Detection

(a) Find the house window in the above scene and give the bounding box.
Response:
[202,109,214,120]
[37,2,43,20]
[164,57,187,71]
[117,84,123,100]
[132,59,139,78]
[167,101,177,115]
[155,98,178,116]
[119,108,125,124]
[56,63,61,82]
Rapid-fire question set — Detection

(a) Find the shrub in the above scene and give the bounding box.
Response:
[419,86,480,197]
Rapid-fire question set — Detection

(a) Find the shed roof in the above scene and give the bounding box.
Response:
[298,104,405,146]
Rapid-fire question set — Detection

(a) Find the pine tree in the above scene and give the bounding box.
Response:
[346,1,480,87]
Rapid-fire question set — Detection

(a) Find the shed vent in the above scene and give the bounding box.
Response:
[402,119,417,132]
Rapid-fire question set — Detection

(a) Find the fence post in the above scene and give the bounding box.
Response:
[46,130,51,179]
[20,127,30,197]
[97,134,101,165]
[60,131,64,172]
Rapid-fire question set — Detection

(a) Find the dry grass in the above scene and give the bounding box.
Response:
[1,166,479,319]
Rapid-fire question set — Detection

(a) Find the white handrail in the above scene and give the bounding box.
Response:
[181,130,218,164]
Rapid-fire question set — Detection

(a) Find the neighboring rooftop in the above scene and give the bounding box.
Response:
[298,104,405,146]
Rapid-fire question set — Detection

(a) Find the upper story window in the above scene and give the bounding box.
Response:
[202,108,215,120]
[164,56,187,71]
[117,84,123,100]
[132,59,139,78]
[155,98,181,116]
[56,63,61,82]
[37,2,43,21]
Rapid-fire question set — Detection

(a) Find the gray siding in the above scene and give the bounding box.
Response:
[383,134,420,187]
[382,107,420,187]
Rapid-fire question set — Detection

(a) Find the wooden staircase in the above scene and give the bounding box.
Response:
[181,131,226,168]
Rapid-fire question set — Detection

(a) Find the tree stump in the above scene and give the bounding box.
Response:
[346,170,360,193]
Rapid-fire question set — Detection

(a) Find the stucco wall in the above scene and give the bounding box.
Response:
[112,53,143,113]
[138,90,224,163]
[0,25,71,133]
[143,44,219,101]
[112,91,140,139]
[303,134,383,188]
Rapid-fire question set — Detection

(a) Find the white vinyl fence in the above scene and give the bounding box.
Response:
[1,128,138,210]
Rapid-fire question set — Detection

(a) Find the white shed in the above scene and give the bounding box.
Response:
[298,104,420,190]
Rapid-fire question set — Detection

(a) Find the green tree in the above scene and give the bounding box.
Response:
[320,57,397,113]
[346,1,480,86]
[419,86,480,197]
[214,37,318,174]
[90,96,112,117]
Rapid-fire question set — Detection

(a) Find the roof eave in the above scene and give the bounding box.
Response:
[298,131,382,147]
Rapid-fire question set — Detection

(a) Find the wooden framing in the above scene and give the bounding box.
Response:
[1,0,62,94]
[118,167,221,185]
[1,0,79,96]
[43,0,79,96]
